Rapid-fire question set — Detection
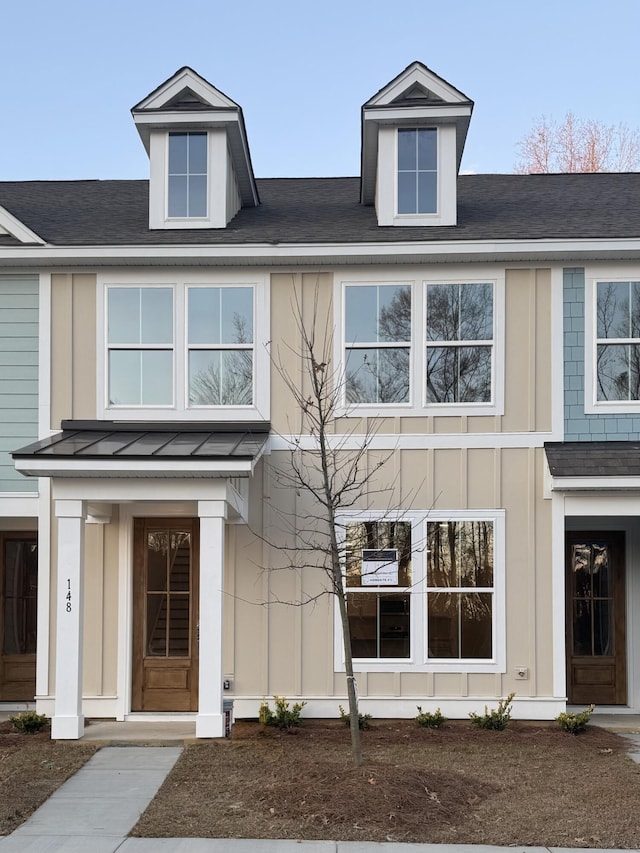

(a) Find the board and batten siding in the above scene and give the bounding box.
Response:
[0,275,38,492]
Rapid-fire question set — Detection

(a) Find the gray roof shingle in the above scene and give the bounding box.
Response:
[545,441,640,478]
[1,172,640,246]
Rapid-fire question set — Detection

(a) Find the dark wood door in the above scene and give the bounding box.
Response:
[566,532,626,705]
[132,519,199,712]
[0,534,37,701]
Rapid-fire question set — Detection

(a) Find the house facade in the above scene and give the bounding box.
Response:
[1,63,639,738]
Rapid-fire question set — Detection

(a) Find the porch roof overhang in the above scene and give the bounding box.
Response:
[545,441,640,491]
[12,420,270,479]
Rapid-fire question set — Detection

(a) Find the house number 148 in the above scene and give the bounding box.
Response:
[66,579,72,612]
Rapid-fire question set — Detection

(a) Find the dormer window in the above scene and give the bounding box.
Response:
[397,128,437,215]
[168,132,208,218]
[360,62,473,228]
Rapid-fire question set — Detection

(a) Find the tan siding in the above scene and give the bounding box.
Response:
[51,273,96,426]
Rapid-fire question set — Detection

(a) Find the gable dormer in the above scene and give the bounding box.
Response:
[361,62,473,227]
[132,67,259,230]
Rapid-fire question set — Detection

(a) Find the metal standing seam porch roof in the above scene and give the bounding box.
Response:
[12,420,271,479]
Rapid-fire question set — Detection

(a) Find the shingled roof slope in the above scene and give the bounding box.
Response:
[1,172,639,246]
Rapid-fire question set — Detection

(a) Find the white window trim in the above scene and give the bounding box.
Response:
[585,266,640,414]
[97,270,270,422]
[375,125,457,227]
[335,267,505,417]
[334,509,506,674]
[148,129,229,230]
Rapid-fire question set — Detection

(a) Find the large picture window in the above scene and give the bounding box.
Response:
[595,280,640,402]
[426,282,493,404]
[426,520,494,660]
[344,284,411,404]
[345,520,412,659]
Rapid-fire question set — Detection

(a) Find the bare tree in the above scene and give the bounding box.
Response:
[515,112,640,173]
[267,285,394,766]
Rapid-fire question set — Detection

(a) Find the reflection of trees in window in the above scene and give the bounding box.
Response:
[426,521,493,659]
[596,281,640,401]
[345,521,412,587]
[345,285,411,404]
[189,313,253,406]
[426,283,493,404]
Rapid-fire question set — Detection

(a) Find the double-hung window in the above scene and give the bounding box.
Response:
[168,132,207,218]
[344,284,411,404]
[344,520,412,660]
[397,128,437,215]
[426,282,493,404]
[426,520,494,660]
[595,280,640,402]
[336,510,504,672]
[101,273,268,420]
[107,287,174,406]
[188,287,254,406]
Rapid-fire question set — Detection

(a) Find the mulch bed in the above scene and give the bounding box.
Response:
[132,718,640,846]
[0,720,97,835]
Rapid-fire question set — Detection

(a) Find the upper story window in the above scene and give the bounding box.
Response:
[426,282,493,404]
[397,128,437,215]
[168,132,208,218]
[188,287,253,406]
[339,272,503,417]
[595,280,640,402]
[99,272,269,422]
[344,284,411,404]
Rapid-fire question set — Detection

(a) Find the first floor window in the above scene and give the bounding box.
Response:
[426,520,494,659]
[338,511,501,669]
[345,520,412,659]
[596,280,640,401]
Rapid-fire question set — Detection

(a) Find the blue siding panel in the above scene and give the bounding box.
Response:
[0,275,38,492]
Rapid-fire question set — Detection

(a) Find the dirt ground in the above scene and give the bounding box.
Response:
[0,720,97,835]
[133,719,640,847]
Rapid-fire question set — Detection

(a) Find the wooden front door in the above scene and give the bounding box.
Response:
[566,532,626,705]
[132,519,199,712]
[0,534,37,701]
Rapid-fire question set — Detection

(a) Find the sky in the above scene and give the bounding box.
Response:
[2,0,639,181]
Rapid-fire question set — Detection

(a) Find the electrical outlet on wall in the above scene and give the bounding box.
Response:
[515,666,529,679]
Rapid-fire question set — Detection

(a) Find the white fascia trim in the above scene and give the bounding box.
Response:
[550,267,565,440]
[0,205,46,245]
[0,494,39,517]
[270,432,552,452]
[38,273,52,438]
[15,458,256,477]
[132,110,239,128]
[551,476,640,491]
[364,105,472,122]
[5,238,640,264]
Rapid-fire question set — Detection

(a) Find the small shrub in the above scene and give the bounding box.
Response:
[557,704,595,734]
[9,711,48,734]
[338,704,372,730]
[416,706,447,728]
[469,693,515,730]
[259,696,306,729]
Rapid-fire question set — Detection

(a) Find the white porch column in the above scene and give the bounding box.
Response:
[51,499,86,739]
[196,500,227,738]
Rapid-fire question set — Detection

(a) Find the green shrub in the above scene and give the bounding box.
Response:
[556,704,595,734]
[338,704,372,730]
[416,706,447,728]
[469,693,515,730]
[9,711,48,734]
[259,696,306,729]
